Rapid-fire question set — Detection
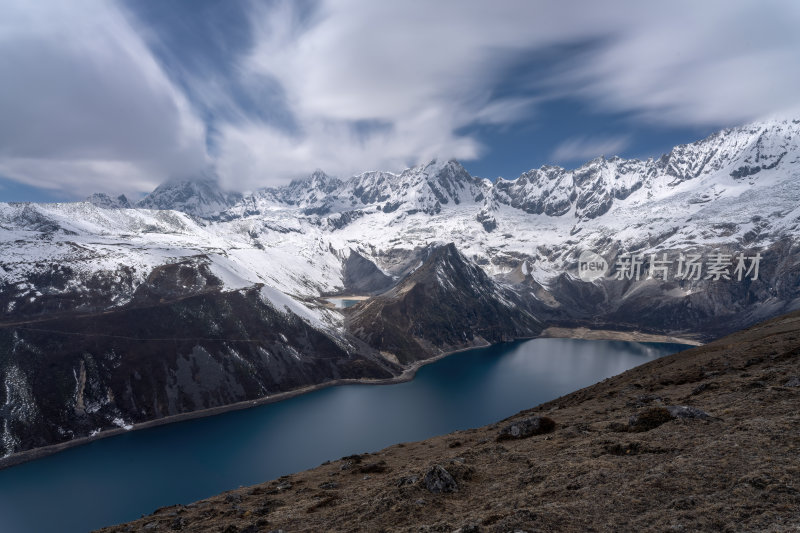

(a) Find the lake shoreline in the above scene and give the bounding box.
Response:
[0,329,699,471]
[539,326,703,346]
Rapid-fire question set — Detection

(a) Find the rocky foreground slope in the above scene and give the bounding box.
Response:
[100,310,800,533]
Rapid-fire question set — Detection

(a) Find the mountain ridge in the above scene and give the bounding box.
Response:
[1,117,799,460]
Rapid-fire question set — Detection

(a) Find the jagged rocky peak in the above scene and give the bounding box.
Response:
[277,170,343,207]
[86,193,131,209]
[137,167,242,217]
[287,169,341,196]
[418,159,483,206]
[347,242,542,363]
[657,118,799,183]
[361,159,486,214]
[495,164,573,217]
[493,156,650,219]
[342,249,394,294]
[492,117,800,221]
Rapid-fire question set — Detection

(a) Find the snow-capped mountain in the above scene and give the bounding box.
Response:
[137,169,242,217]
[87,193,131,209]
[1,117,799,460]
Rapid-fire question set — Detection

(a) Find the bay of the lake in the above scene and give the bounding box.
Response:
[0,338,687,533]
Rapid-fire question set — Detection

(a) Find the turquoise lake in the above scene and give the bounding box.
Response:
[0,338,688,533]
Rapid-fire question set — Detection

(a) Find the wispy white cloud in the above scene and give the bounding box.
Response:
[0,0,208,198]
[551,136,631,163]
[2,0,800,196]
[551,1,800,126]
[212,0,800,189]
[213,0,563,188]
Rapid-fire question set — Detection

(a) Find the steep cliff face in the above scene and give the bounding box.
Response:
[513,237,800,341]
[0,277,396,458]
[341,250,394,295]
[347,243,542,364]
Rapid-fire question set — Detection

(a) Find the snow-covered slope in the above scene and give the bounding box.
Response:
[1,117,800,459]
[2,119,800,317]
[137,169,242,217]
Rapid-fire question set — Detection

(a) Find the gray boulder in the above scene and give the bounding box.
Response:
[423,465,458,494]
[666,405,711,420]
[497,416,556,440]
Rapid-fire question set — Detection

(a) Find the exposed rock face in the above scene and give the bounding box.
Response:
[0,242,546,458]
[0,270,396,458]
[423,465,458,494]
[341,250,394,294]
[137,171,242,217]
[665,405,712,420]
[100,309,800,533]
[347,243,543,364]
[87,193,131,209]
[537,237,800,341]
[497,416,555,440]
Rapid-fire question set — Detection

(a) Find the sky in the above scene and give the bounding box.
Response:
[2,0,800,202]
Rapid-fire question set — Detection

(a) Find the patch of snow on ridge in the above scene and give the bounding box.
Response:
[112,417,134,431]
[206,254,257,290]
[259,285,334,332]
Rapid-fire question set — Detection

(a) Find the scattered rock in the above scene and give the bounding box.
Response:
[224,493,242,504]
[627,394,664,407]
[305,494,338,513]
[169,517,187,531]
[318,481,338,490]
[396,475,418,487]
[423,465,458,494]
[690,382,718,396]
[784,376,800,387]
[275,481,292,491]
[497,416,555,440]
[666,405,711,420]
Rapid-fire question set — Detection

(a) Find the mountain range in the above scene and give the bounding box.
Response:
[1,117,799,461]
